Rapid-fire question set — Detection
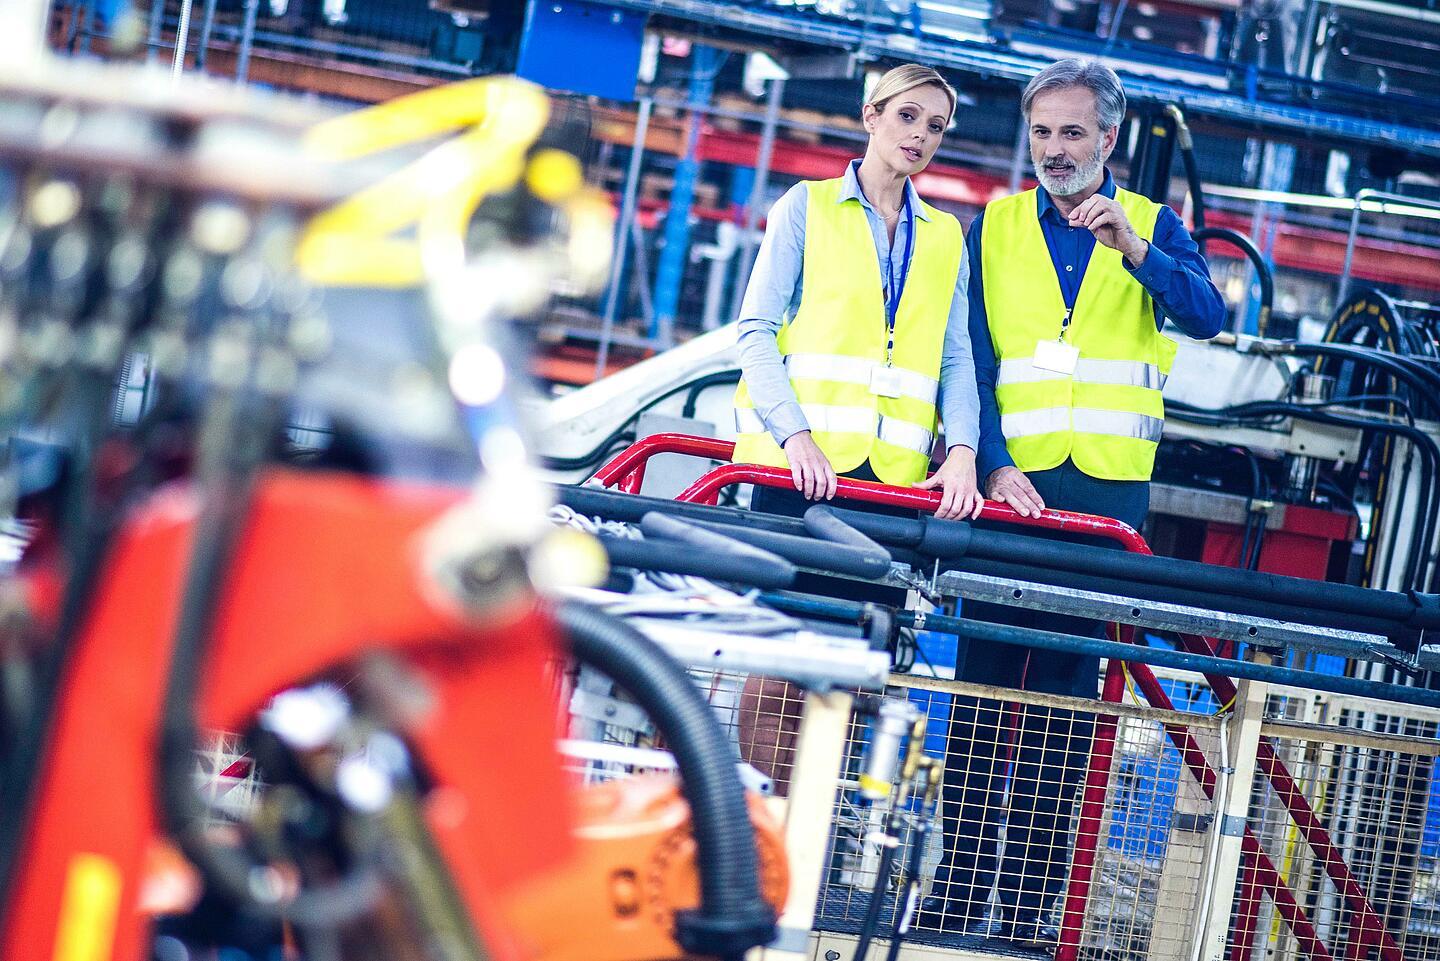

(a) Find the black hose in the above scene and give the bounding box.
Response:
[556,601,777,958]
[818,506,1440,632]
[804,505,893,560]
[1170,399,1440,594]
[1167,105,1205,234]
[852,832,899,961]
[600,534,796,588]
[886,797,934,961]
[1193,227,1272,337]
[640,512,797,573]
[682,517,892,579]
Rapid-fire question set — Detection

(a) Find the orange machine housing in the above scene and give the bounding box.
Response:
[502,775,789,961]
[2,469,573,961]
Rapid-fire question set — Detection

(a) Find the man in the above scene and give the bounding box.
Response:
[920,60,1224,950]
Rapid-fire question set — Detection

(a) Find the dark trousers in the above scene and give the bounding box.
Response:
[929,460,1149,926]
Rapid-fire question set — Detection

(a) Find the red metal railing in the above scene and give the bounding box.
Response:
[589,434,1401,961]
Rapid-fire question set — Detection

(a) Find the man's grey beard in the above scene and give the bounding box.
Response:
[1035,141,1105,197]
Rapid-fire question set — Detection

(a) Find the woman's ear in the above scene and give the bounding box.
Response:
[861,102,880,133]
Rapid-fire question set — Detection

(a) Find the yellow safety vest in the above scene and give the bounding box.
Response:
[732,177,962,487]
[981,186,1176,481]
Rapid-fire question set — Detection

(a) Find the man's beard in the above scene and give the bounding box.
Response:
[1035,142,1105,197]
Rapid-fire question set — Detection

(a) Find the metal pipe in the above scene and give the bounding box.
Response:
[196,0,219,71]
[1055,658,1125,961]
[146,0,166,64]
[1339,188,1440,301]
[596,96,651,380]
[170,0,195,80]
[730,76,784,323]
[235,0,261,86]
[1192,700,1231,961]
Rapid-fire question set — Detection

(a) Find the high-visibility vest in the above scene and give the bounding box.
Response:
[981,186,1176,481]
[732,177,962,487]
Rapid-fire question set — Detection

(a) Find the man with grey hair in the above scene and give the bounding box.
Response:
[920,59,1223,952]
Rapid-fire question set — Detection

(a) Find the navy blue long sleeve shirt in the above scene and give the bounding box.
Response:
[969,170,1226,481]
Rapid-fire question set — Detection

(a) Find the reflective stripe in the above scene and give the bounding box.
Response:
[1001,407,1070,437]
[735,403,934,456]
[876,416,936,455]
[1001,406,1163,441]
[999,356,1167,389]
[1075,358,1168,390]
[1073,408,1164,441]
[998,358,1068,386]
[784,353,938,404]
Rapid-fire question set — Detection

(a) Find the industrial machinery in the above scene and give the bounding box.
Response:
[0,48,789,961]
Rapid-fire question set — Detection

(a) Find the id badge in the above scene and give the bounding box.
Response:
[1033,339,1080,375]
[869,365,904,398]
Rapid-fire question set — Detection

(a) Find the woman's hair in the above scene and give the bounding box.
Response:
[865,63,958,125]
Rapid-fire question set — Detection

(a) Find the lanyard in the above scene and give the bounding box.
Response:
[884,191,915,366]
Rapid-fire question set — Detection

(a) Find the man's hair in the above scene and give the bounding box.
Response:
[1021,59,1127,132]
[866,63,959,125]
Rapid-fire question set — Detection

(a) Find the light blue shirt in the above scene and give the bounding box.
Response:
[736,160,979,453]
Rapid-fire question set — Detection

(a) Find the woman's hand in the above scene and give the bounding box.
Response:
[985,465,1046,517]
[914,446,984,519]
[782,431,837,501]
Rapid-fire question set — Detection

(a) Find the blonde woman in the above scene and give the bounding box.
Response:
[733,64,980,792]
[732,62,981,521]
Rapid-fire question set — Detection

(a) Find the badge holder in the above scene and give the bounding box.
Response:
[1033,338,1080,375]
[870,365,904,398]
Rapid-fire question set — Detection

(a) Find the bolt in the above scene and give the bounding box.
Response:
[826,951,841,960]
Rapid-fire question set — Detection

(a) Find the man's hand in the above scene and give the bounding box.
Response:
[985,465,1046,517]
[1068,195,1148,266]
[914,446,984,520]
[782,431,837,501]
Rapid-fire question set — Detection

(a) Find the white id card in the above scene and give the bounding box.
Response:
[869,365,904,398]
[1033,339,1080,375]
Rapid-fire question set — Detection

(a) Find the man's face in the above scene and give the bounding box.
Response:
[863,83,952,177]
[1028,86,1117,197]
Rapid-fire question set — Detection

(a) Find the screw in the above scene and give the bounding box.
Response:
[825,951,841,960]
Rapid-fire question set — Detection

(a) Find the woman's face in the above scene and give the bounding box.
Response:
[862,83,951,177]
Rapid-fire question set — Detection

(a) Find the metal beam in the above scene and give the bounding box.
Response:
[923,570,1397,658]
[603,0,1440,158]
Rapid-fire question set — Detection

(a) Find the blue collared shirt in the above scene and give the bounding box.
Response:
[736,160,979,452]
[969,170,1225,480]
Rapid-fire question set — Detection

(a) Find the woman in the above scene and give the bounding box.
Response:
[731,62,982,521]
[733,64,981,793]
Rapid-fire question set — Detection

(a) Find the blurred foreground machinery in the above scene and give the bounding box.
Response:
[0,53,786,961]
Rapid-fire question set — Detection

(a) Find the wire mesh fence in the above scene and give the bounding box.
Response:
[1233,692,1440,961]
[553,656,1440,961]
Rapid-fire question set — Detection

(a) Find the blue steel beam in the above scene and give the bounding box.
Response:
[651,44,720,344]
[605,0,1440,159]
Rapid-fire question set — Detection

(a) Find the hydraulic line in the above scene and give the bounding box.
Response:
[818,506,1440,632]
[1166,105,1205,234]
[557,601,777,959]
[1192,227,1271,337]
[1169,399,1440,593]
[559,484,1433,645]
